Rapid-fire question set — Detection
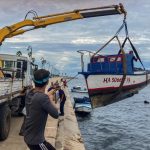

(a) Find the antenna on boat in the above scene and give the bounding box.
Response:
[77,50,84,72]
[77,50,100,72]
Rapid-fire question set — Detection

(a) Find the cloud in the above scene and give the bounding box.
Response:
[0,0,119,26]
[72,37,97,44]
[0,0,150,75]
[6,35,44,43]
[33,50,79,72]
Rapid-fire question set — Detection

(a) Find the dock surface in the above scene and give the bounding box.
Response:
[0,77,85,150]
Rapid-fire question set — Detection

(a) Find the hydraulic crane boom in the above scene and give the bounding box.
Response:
[0,3,126,45]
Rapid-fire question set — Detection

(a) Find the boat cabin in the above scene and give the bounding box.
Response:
[88,53,135,74]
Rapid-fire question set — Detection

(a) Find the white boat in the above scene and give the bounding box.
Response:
[79,52,150,108]
[71,86,88,93]
[84,70,150,107]
[78,51,150,109]
[77,21,150,108]
[73,97,92,114]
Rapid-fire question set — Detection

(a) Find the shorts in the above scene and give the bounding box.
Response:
[27,141,56,150]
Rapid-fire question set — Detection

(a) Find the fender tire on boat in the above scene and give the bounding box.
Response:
[0,103,11,141]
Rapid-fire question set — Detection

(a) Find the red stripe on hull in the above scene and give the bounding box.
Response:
[88,80,149,95]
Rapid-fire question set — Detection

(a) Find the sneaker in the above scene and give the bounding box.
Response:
[19,132,24,136]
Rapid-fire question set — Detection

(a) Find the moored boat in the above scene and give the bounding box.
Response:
[71,86,88,93]
[73,97,92,114]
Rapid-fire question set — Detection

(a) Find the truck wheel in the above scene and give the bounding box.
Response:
[0,104,11,141]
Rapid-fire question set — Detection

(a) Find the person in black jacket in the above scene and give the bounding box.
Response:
[56,85,66,116]
[23,69,59,150]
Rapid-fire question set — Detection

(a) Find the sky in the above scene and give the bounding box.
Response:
[0,0,150,75]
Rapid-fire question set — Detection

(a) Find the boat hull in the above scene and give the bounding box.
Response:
[75,106,92,113]
[84,72,150,108]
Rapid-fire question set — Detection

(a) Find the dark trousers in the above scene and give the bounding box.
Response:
[27,141,56,150]
[60,101,65,115]
[19,115,26,136]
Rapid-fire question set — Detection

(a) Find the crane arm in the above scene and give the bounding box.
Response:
[0,4,126,45]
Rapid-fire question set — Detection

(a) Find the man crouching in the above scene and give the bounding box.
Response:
[23,69,58,150]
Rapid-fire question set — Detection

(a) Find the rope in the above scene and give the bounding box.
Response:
[93,19,126,57]
[124,20,129,37]
[93,18,145,71]
[124,20,145,70]
[115,36,127,92]
[66,74,79,84]
[93,35,116,57]
[114,37,128,62]
[115,21,125,36]
[91,17,147,104]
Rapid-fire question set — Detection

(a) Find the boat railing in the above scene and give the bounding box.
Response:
[77,50,101,73]
[77,50,135,74]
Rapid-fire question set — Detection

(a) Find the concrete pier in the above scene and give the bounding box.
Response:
[0,77,85,150]
[56,88,85,150]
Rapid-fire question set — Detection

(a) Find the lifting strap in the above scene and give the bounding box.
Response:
[115,37,128,61]
[124,20,145,70]
[115,36,127,94]
[128,38,145,70]
[93,19,125,57]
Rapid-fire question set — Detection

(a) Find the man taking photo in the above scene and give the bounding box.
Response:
[23,69,58,150]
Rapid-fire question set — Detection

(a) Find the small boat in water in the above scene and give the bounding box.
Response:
[73,97,92,114]
[71,86,88,93]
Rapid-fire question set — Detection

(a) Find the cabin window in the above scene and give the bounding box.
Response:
[97,57,105,62]
[116,57,121,62]
[4,60,14,68]
[108,56,122,62]
[17,61,22,69]
[23,61,27,71]
[109,57,115,62]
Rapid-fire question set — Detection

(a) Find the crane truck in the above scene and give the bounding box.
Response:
[0,4,126,140]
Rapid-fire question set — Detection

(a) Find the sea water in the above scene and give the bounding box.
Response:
[68,77,150,150]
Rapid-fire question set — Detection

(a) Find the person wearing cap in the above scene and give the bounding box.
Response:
[23,69,58,150]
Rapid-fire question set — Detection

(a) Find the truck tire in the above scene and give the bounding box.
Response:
[0,104,11,141]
